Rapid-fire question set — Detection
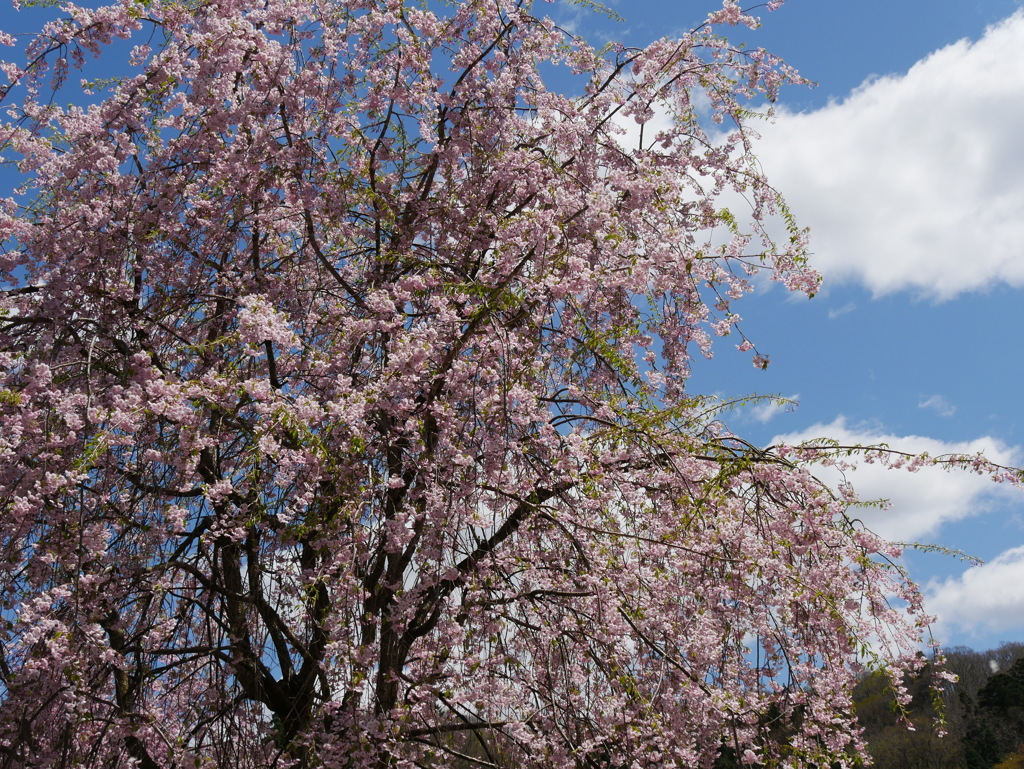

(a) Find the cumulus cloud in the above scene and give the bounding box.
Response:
[754,11,1024,300]
[926,546,1024,637]
[771,417,1021,542]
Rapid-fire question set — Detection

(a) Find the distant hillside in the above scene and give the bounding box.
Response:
[854,643,1024,769]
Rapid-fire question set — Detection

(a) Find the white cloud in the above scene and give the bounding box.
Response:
[754,11,1024,300]
[826,301,856,320]
[926,546,1024,637]
[746,393,799,424]
[919,394,956,418]
[771,417,1021,542]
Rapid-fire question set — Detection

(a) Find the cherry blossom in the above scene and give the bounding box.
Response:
[0,0,1009,767]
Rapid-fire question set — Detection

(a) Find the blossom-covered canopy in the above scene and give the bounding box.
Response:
[0,0,986,767]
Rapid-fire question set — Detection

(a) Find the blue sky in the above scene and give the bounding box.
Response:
[2,0,1023,653]
[546,0,1024,653]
